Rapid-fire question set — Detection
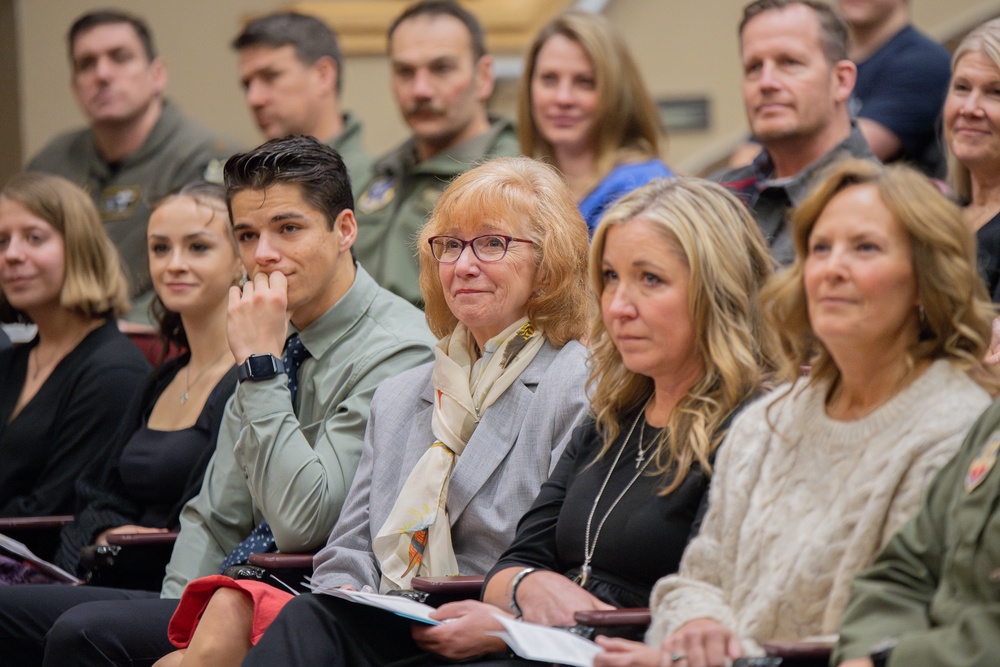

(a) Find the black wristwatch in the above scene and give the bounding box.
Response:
[237,354,285,382]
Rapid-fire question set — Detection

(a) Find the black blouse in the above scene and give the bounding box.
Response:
[54,358,237,574]
[487,408,725,609]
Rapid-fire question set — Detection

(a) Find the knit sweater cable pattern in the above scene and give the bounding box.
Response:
[646,359,990,653]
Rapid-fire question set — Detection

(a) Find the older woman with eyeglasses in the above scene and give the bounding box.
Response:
[151,157,593,667]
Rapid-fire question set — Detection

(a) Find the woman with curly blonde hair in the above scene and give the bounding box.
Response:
[597,159,996,667]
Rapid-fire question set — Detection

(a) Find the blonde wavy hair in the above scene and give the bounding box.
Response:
[518,10,664,184]
[0,172,129,324]
[589,177,779,494]
[946,17,1000,203]
[763,159,995,393]
[418,157,591,346]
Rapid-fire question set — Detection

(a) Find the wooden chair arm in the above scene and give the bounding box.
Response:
[247,552,315,570]
[105,531,179,547]
[0,515,74,530]
[574,608,651,627]
[410,575,485,596]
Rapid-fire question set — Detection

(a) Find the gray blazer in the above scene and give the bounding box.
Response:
[311,339,590,590]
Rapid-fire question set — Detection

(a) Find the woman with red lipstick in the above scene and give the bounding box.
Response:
[0,173,149,526]
[519,10,673,234]
[597,159,997,667]
[943,18,1000,301]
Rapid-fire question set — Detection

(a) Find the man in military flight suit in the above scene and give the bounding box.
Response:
[231,11,372,193]
[353,0,518,307]
[27,10,240,321]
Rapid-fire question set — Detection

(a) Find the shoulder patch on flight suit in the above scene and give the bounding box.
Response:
[358,177,396,214]
[966,431,1000,493]
[99,185,141,222]
[203,158,224,184]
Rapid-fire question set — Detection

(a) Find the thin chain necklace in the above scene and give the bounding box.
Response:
[179,350,230,405]
[576,396,656,587]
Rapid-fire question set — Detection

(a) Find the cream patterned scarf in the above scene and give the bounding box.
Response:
[372,318,544,592]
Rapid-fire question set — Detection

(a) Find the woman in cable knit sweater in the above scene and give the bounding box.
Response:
[596,160,998,667]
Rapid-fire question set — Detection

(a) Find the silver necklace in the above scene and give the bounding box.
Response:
[179,350,229,405]
[635,418,659,469]
[576,397,655,587]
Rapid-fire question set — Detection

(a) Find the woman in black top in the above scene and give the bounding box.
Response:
[54,181,241,576]
[0,173,149,518]
[943,19,1000,301]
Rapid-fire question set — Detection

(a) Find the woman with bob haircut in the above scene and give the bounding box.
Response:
[596,159,996,667]
[152,156,592,667]
[0,172,150,519]
[942,17,1000,301]
[519,10,673,233]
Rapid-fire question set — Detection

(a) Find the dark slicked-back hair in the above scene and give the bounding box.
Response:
[223,136,353,230]
[68,9,157,62]
[739,0,849,64]
[232,12,344,93]
[388,0,486,62]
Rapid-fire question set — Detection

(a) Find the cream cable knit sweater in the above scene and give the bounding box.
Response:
[646,359,990,653]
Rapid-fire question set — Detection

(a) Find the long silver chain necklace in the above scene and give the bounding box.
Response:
[575,396,657,587]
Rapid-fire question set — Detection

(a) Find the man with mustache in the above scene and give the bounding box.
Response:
[232,12,372,194]
[27,10,240,322]
[353,0,519,307]
[715,0,875,266]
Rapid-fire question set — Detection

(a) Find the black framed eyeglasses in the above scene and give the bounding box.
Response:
[427,235,534,263]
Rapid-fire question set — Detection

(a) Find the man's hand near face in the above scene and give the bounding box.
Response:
[227,270,290,363]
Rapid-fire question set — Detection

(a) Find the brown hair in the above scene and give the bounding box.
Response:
[0,172,129,324]
[418,157,591,347]
[739,0,849,64]
[762,159,995,392]
[518,10,664,182]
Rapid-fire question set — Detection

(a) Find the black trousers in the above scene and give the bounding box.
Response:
[242,593,531,667]
[0,583,175,666]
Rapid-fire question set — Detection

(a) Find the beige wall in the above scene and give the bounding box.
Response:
[12,0,1000,177]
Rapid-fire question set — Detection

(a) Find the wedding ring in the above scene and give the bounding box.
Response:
[670,653,688,663]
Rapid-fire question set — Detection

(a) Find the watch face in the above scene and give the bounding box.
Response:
[247,354,279,377]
